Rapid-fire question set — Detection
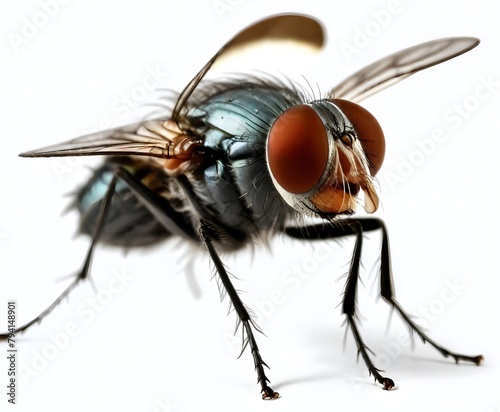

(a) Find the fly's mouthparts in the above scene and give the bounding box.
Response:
[335,181,360,196]
[360,178,379,213]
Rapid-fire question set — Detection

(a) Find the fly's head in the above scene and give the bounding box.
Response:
[266,99,385,218]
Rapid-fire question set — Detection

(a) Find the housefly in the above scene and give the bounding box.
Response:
[1,14,483,399]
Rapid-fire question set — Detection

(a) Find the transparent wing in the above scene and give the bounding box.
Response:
[20,119,201,160]
[171,13,324,121]
[328,37,480,103]
[21,14,323,160]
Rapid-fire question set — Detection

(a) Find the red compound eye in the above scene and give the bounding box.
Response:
[267,105,328,194]
[332,99,385,176]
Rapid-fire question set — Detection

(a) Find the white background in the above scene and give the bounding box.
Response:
[1,1,499,411]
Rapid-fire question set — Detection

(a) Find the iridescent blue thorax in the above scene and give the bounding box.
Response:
[184,80,306,238]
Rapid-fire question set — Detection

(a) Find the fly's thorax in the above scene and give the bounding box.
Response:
[266,99,385,218]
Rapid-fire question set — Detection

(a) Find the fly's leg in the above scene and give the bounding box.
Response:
[371,219,484,365]
[336,221,395,389]
[0,167,196,340]
[0,172,121,339]
[286,221,394,388]
[199,221,279,400]
[285,217,483,387]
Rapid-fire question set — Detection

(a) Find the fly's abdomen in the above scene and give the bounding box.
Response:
[75,157,175,247]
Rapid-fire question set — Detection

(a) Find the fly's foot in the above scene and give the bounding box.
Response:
[474,355,485,365]
[452,354,484,365]
[380,377,395,390]
[261,385,280,400]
